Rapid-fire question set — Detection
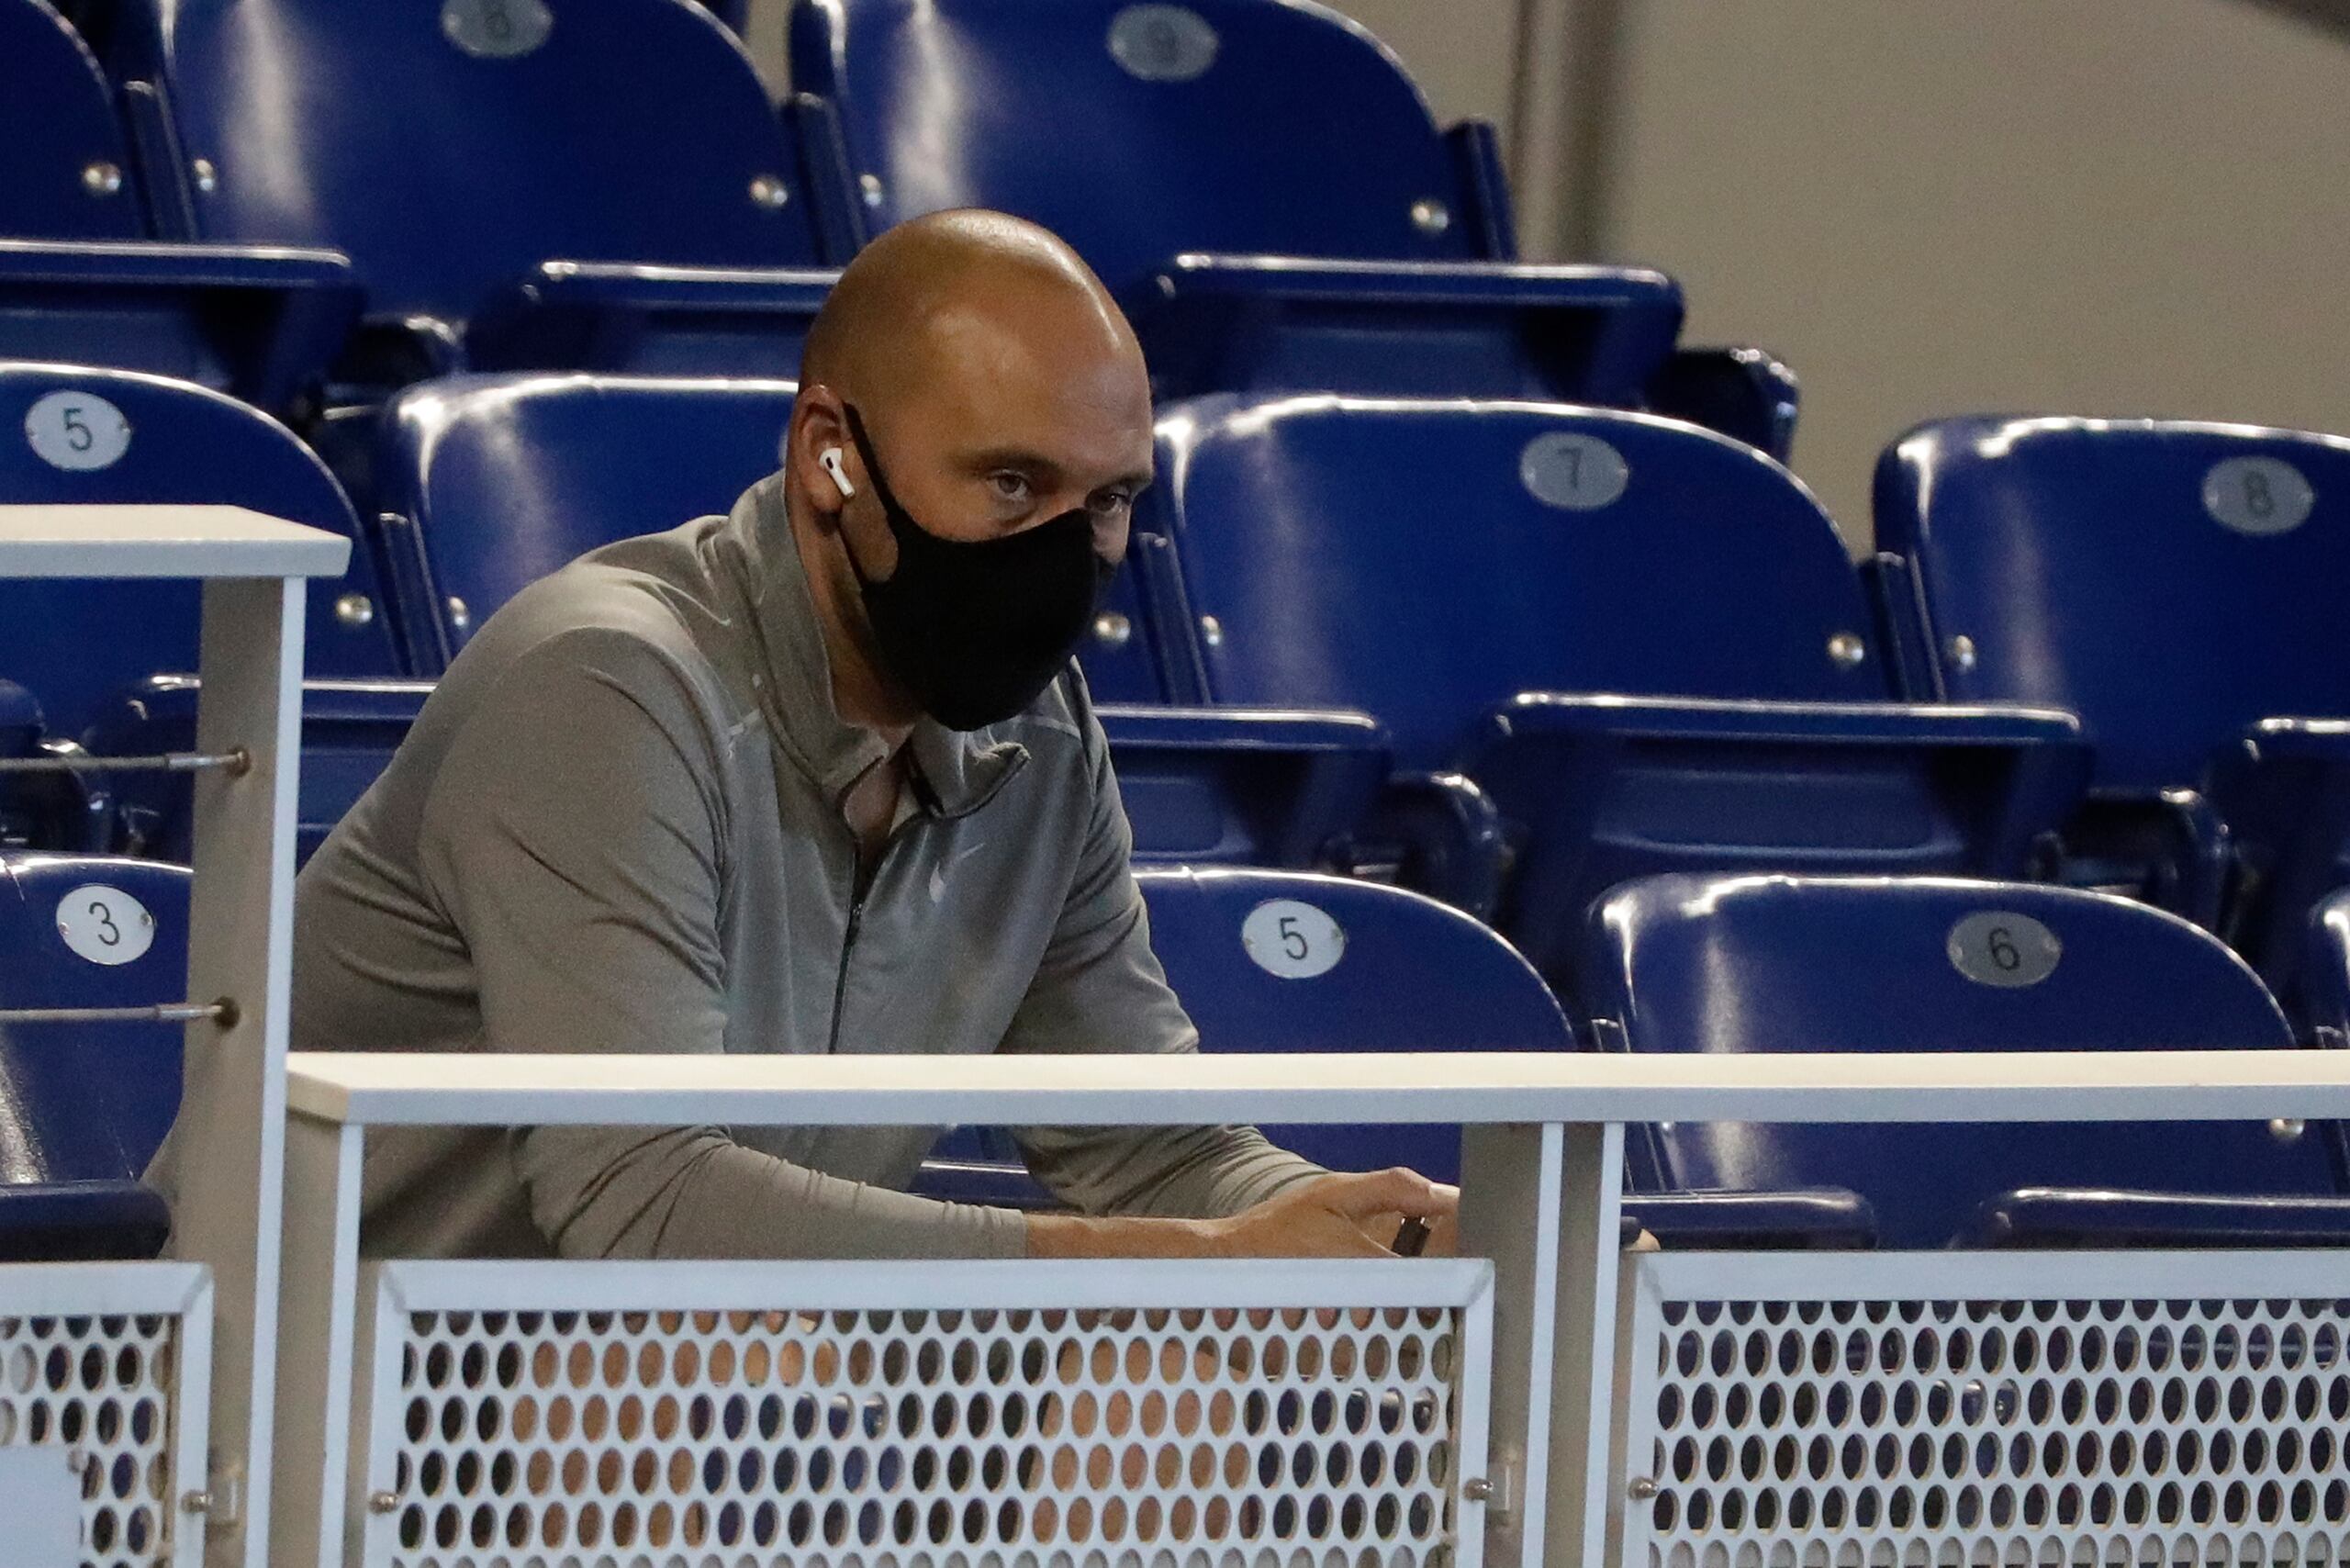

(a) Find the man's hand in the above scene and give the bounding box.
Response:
[1204,1169,1457,1258]
[1025,1168,1459,1260]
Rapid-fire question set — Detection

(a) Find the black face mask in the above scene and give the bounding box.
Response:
[840,404,1114,732]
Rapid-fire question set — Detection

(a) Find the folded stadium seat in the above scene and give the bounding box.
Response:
[325,371,1387,869]
[789,0,1798,459]
[1141,394,2089,995]
[107,0,856,394]
[1873,418,2350,1013]
[86,675,436,867]
[0,0,361,410]
[1578,872,2350,1249]
[0,853,192,1259]
[919,865,1876,1248]
[2306,888,2350,1051]
[0,362,402,855]
[0,678,110,852]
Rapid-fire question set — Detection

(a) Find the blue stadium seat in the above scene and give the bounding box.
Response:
[789,0,1790,454]
[1579,873,2350,1249]
[0,679,109,853]
[1145,395,2087,987]
[111,0,854,386]
[364,371,1390,870]
[0,0,361,408]
[0,853,189,1259]
[923,866,1875,1246]
[0,363,400,743]
[1,0,144,241]
[1874,418,2350,1003]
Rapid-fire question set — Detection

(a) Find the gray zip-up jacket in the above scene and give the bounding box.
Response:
[264,473,1321,1259]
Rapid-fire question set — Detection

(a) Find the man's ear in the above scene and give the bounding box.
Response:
[788,386,858,531]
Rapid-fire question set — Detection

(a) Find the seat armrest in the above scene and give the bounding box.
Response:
[1474,691,2090,869]
[466,261,838,374]
[1098,704,1390,868]
[0,1182,173,1262]
[2235,717,2350,766]
[1480,692,2083,750]
[1127,255,1684,406]
[1964,1188,2350,1249]
[1097,705,1384,756]
[1623,1189,1878,1251]
[0,238,362,409]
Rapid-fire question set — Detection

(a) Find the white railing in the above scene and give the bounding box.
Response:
[0,504,348,1568]
[347,1258,1494,1568]
[1613,1250,2350,1568]
[275,1048,2350,1568]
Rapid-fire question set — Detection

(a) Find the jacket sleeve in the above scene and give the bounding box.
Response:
[416,629,1027,1260]
[1001,692,1328,1216]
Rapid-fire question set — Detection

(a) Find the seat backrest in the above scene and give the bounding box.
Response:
[1581,873,2344,1246]
[792,0,1494,288]
[1150,394,1885,769]
[127,0,825,320]
[0,854,192,1181]
[1875,417,2350,790]
[378,373,801,665]
[0,0,147,241]
[1136,865,1571,1176]
[0,361,397,738]
[375,372,1168,698]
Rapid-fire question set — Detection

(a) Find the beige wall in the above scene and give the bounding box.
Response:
[1606,0,2350,544]
[1319,0,1526,133]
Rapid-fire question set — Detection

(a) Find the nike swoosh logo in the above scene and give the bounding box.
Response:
[929,843,987,903]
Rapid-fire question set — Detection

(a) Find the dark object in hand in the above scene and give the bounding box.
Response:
[1391,1215,1429,1257]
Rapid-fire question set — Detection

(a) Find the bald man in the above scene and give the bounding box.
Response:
[275,212,1456,1260]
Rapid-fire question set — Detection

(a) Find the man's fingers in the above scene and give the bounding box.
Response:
[1330,1218,1400,1259]
[1315,1167,1447,1221]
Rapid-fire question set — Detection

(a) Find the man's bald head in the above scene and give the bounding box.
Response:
[801,210,1144,410]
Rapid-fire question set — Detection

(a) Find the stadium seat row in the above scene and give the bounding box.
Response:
[0,0,1792,454]
[4,361,2348,1028]
[6,852,2346,1263]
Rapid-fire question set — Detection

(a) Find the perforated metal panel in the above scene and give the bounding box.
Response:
[0,1262,213,1568]
[1613,1252,2350,1568]
[354,1259,1494,1568]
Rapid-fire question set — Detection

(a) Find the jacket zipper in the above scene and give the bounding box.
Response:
[827,812,918,1056]
[826,892,866,1057]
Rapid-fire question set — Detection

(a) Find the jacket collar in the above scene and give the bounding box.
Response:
[712,473,1028,820]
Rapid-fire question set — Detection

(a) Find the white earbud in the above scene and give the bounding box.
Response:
[820,446,856,500]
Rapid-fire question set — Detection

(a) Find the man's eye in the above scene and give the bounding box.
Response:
[988,472,1032,503]
[1089,491,1134,519]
